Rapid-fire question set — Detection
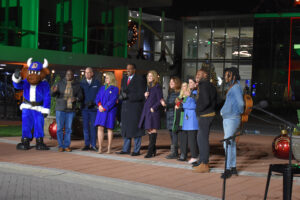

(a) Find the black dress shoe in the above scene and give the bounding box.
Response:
[221,169,232,179]
[115,151,130,155]
[82,146,90,151]
[177,157,186,161]
[90,146,98,151]
[131,152,140,156]
[177,154,186,161]
[192,161,200,167]
[231,167,238,176]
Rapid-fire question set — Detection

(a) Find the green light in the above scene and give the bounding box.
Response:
[1,0,17,7]
[255,13,300,18]
[294,44,300,49]
[294,44,300,56]
[207,41,211,45]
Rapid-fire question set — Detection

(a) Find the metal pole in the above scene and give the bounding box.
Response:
[196,23,199,73]
[237,19,241,70]
[161,10,165,53]
[209,21,213,80]
[4,0,9,45]
[222,20,227,97]
[83,0,88,54]
[137,8,142,49]
[222,140,230,200]
[59,0,64,51]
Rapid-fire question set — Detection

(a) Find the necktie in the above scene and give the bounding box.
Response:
[127,78,131,85]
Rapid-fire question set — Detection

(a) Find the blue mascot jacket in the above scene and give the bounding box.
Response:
[12,78,51,114]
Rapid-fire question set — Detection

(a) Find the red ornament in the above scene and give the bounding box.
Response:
[48,119,66,140]
[272,129,291,159]
[49,119,58,139]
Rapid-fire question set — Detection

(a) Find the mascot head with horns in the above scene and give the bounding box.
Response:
[21,58,50,85]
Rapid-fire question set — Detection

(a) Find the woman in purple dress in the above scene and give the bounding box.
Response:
[94,72,119,154]
[139,70,163,158]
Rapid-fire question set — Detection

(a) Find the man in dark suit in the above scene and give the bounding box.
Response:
[116,63,146,156]
[80,67,101,151]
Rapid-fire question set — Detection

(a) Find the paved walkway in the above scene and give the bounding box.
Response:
[0,130,300,200]
[0,162,215,200]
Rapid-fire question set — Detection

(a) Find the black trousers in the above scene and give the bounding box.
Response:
[180,130,198,158]
[197,116,214,164]
[169,130,179,147]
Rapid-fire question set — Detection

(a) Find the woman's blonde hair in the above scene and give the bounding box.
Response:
[147,70,159,87]
[179,82,189,98]
[105,72,117,86]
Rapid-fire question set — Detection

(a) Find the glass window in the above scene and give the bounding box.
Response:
[239,64,252,89]
[183,62,197,81]
[209,62,224,87]
[182,17,253,98]
[212,21,225,59]
[183,22,198,59]
[239,26,253,60]
[225,20,240,60]
[154,32,175,65]
[198,21,211,59]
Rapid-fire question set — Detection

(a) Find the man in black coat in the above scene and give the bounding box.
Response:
[193,69,217,173]
[116,64,146,156]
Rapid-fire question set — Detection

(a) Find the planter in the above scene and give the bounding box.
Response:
[292,135,300,162]
[44,116,56,139]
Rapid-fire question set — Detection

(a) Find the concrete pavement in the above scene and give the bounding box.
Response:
[1,130,300,199]
[0,162,218,200]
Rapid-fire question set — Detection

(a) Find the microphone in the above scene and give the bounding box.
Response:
[252,100,268,109]
[257,100,268,108]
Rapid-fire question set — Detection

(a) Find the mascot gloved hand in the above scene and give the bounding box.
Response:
[12,58,51,150]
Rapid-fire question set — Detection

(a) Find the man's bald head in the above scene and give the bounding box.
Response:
[85,67,94,80]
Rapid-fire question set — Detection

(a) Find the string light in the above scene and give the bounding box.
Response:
[127,21,138,47]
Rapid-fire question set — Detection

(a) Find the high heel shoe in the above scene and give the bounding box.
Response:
[97,148,102,154]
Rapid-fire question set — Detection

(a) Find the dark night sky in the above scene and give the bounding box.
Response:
[143,0,297,19]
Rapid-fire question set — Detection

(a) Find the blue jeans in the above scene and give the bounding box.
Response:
[223,118,241,169]
[82,110,97,148]
[122,137,142,153]
[56,111,75,148]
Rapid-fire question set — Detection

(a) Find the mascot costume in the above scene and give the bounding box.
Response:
[12,58,51,150]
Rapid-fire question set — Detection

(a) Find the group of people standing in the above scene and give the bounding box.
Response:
[51,63,244,179]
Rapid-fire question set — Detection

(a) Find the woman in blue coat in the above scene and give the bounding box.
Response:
[94,72,119,154]
[178,78,199,163]
[139,70,163,158]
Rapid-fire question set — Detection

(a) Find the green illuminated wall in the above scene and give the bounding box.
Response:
[1,0,39,48]
[56,1,70,23]
[72,0,88,53]
[21,0,39,49]
[113,6,128,58]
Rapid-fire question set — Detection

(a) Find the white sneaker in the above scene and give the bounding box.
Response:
[188,158,198,164]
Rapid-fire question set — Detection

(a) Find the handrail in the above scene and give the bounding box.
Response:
[0,26,123,46]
